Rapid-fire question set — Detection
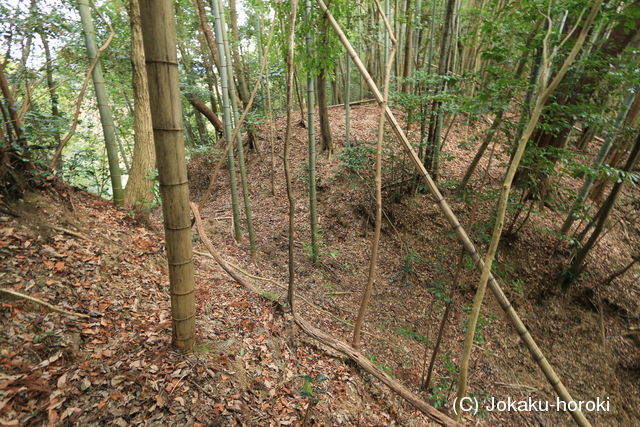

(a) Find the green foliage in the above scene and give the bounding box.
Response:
[462,306,495,344]
[60,145,113,198]
[396,326,429,343]
[299,374,328,399]
[429,377,451,408]
[365,354,395,378]
[429,279,452,303]
[304,232,339,262]
[399,251,422,287]
[428,353,458,408]
[337,140,375,175]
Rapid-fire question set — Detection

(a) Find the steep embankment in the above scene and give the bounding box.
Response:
[1,103,638,425]
[190,103,640,425]
[0,187,425,425]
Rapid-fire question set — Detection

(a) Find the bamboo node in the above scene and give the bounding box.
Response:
[168,258,194,267]
[170,288,195,297]
[172,313,196,322]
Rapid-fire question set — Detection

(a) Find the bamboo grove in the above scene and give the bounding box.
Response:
[1,0,639,424]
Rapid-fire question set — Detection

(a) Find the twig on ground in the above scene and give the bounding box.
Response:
[0,288,90,318]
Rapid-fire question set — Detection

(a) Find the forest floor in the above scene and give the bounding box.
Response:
[0,103,638,425]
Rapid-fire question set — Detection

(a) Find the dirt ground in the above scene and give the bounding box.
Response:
[190,102,640,425]
[1,102,638,425]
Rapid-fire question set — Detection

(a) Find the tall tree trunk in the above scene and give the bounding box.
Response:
[228,0,258,150]
[317,19,333,156]
[590,87,640,201]
[400,0,413,93]
[124,0,156,216]
[352,2,396,350]
[194,109,208,144]
[305,0,319,264]
[424,0,456,179]
[345,14,351,148]
[38,32,61,149]
[525,0,640,199]
[284,0,299,312]
[228,0,251,106]
[562,131,640,289]
[77,0,124,206]
[317,69,333,156]
[211,0,242,242]
[217,0,257,256]
[139,0,196,351]
[560,88,637,234]
[0,65,25,144]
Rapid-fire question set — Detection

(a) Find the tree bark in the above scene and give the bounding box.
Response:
[526,0,640,198]
[77,0,124,206]
[317,70,333,156]
[188,94,224,135]
[563,131,640,289]
[228,0,251,105]
[124,0,156,215]
[139,0,196,351]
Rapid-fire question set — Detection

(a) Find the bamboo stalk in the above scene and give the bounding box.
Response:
[190,204,458,426]
[210,0,242,242]
[139,0,196,351]
[77,0,124,206]
[352,0,397,351]
[315,1,591,424]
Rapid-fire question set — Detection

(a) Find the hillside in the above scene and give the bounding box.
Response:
[1,104,639,425]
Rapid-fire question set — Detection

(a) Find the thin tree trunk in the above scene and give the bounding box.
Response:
[345,13,351,148]
[194,0,220,69]
[317,19,333,157]
[0,64,25,144]
[305,0,319,264]
[317,69,333,156]
[124,0,156,216]
[456,3,601,420]
[352,0,396,351]
[401,0,413,93]
[560,88,636,234]
[424,0,456,178]
[38,32,61,149]
[590,88,640,201]
[211,0,242,241]
[458,111,503,190]
[194,109,208,144]
[563,132,640,289]
[284,0,299,312]
[77,0,124,205]
[228,0,251,105]
[217,0,257,256]
[139,0,196,351]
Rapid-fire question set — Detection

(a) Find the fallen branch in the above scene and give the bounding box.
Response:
[49,225,89,241]
[190,203,457,426]
[0,288,90,318]
[315,1,590,424]
[193,249,373,336]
